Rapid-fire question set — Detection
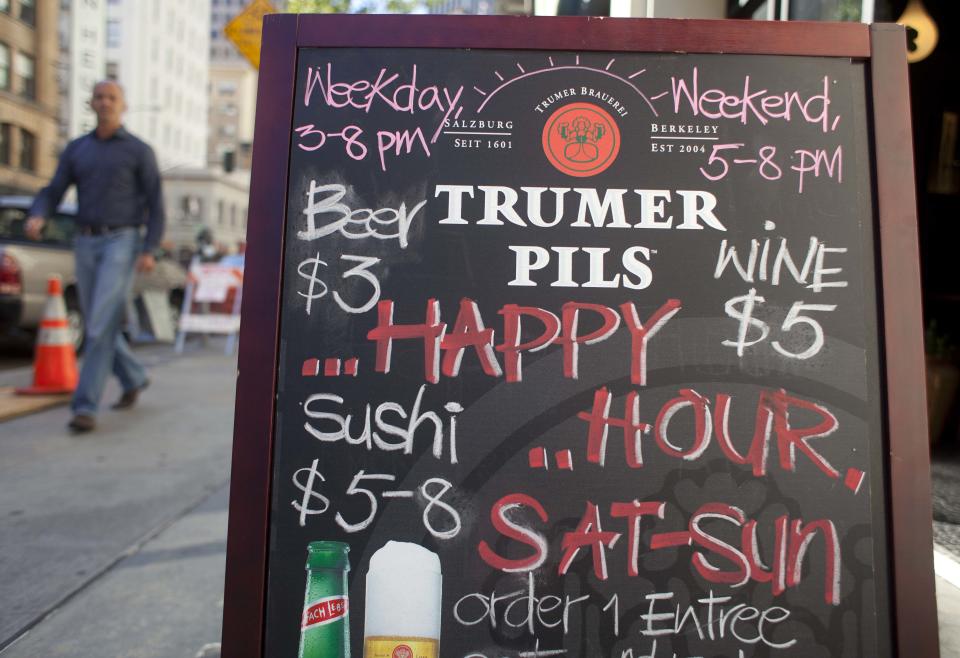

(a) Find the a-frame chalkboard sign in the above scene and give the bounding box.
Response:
[223,15,937,658]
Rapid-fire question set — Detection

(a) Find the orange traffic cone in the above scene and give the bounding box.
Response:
[16,276,79,395]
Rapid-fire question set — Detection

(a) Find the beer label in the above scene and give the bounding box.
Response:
[301,595,348,629]
[363,636,438,658]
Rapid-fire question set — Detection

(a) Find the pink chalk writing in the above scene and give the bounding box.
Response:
[302,62,464,144]
[666,67,838,132]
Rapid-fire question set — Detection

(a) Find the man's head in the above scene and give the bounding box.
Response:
[90,80,127,128]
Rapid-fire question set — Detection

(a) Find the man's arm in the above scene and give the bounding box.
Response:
[136,143,165,272]
[26,142,75,239]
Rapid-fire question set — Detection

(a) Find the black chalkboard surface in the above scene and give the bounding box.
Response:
[222,15,938,658]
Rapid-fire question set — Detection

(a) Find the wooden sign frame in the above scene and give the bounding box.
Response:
[222,15,936,657]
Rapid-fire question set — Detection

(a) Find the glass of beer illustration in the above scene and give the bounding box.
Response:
[363,541,441,658]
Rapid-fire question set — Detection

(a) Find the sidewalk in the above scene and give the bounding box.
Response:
[937,553,960,656]
[1,484,228,658]
[0,343,235,657]
[932,444,960,656]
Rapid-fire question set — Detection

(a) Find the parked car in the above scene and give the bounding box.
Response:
[0,196,187,350]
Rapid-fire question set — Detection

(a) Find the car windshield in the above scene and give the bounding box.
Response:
[0,207,76,247]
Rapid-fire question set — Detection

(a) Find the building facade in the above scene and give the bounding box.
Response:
[58,0,106,143]
[207,0,259,172]
[429,0,528,14]
[161,168,249,258]
[0,0,59,194]
[210,0,252,65]
[207,61,256,172]
[106,0,211,170]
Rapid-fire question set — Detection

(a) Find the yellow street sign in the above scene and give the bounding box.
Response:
[224,0,278,69]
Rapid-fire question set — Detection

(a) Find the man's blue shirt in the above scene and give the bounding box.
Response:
[29,126,165,253]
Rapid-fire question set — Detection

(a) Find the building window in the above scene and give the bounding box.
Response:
[0,0,9,14]
[217,200,224,225]
[19,129,35,171]
[0,43,9,91]
[107,19,121,48]
[18,0,34,25]
[15,53,35,100]
[0,124,11,166]
[181,195,202,223]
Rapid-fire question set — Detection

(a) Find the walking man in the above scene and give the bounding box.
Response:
[26,80,164,433]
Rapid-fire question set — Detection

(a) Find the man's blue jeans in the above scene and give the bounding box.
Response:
[72,227,148,417]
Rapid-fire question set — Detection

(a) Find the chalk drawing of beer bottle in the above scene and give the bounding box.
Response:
[299,541,351,658]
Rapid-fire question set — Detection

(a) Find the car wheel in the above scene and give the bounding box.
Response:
[65,290,85,353]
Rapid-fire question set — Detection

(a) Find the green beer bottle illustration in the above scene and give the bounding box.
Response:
[298,541,351,658]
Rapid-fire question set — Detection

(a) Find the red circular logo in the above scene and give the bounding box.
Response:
[542,102,621,177]
[392,645,413,658]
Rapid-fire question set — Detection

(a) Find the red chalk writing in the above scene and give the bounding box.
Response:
[366,298,681,385]
[577,386,844,484]
[477,494,841,604]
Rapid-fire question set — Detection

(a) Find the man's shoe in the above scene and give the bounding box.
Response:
[68,414,96,433]
[111,379,150,410]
